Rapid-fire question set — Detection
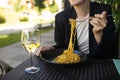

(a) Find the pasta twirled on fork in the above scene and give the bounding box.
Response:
[53,19,80,64]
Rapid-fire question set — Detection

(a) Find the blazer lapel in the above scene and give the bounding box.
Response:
[89,2,98,55]
[64,3,96,50]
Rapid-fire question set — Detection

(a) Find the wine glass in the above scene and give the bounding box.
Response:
[21,28,40,74]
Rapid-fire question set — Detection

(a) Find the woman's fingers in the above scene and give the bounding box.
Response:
[94,11,107,19]
[35,46,55,56]
[35,48,41,56]
[90,11,107,32]
[90,21,103,32]
[35,46,46,56]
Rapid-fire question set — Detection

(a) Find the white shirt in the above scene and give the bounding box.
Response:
[76,18,89,54]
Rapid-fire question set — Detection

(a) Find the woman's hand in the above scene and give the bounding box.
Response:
[89,11,108,43]
[90,11,107,33]
[35,46,55,56]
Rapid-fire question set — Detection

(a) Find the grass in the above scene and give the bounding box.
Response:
[0,8,55,48]
[0,8,19,26]
[0,27,53,48]
[0,33,21,48]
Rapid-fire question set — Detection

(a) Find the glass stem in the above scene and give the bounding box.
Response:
[30,53,33,67]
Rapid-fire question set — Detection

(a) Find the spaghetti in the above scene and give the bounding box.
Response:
[53,19,80,64]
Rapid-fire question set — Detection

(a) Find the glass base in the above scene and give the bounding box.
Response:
[24,66,40,74]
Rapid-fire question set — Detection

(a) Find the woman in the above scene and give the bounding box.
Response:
[36,0,116,59]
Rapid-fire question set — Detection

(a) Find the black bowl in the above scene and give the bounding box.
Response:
[40,49,87,65]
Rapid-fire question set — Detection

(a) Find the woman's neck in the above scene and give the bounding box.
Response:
[74,0,90,20]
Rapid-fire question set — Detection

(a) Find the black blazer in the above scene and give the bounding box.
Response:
[53,2,116,59]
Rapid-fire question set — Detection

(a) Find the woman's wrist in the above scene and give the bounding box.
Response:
[93,30,103,43]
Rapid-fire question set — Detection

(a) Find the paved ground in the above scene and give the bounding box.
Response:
[0,28,55,68]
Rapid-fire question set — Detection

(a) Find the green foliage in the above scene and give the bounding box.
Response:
[34,0,45,12]
[34,0,58,13]
[94,0,120,32]
[0,14,6,24]
[14,0,21,12]
[48,2,58,13]
[19,16,29,22]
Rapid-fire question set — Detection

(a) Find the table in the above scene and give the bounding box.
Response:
[0,56,120,80]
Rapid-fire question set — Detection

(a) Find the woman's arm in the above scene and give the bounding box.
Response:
[89,3,116,59]
[53,12,67,49]
[90,11,107,43]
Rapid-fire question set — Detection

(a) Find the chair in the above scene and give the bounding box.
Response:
[115,30,120,59]
[0,59,13,77]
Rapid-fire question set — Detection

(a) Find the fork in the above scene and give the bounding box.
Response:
[76,15,112,22]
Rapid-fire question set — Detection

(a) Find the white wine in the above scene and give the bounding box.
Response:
[22,41,40,53]
[21,28,40,73]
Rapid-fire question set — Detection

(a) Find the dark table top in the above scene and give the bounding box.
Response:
[0,56,120,80]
